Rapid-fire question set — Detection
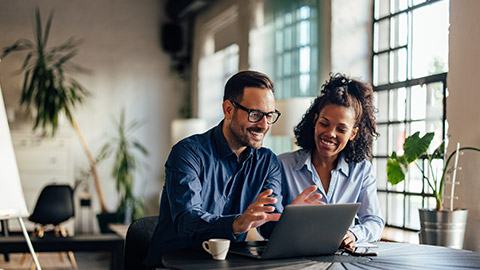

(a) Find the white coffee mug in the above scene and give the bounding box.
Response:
[202,238,230,260]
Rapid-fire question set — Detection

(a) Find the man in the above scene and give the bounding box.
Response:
[145,71,320,267]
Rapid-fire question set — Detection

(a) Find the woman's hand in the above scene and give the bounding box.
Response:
[340,230,357,249]
[291,185,324,205]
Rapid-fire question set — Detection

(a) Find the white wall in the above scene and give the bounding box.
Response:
[0,0,182,222]
[448,0,480,251]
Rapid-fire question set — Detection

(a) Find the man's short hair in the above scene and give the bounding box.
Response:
[223,71,274,102]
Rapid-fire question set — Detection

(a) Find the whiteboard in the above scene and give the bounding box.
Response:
[0,85,29,220]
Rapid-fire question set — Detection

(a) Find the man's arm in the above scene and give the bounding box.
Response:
[165,143,239,241]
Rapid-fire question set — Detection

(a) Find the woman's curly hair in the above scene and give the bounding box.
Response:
[294,73,378,163]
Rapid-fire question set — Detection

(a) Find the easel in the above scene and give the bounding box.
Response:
[0,210,42,270]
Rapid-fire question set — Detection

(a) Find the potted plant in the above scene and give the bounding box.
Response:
[387,131,480,248]
[0,8,109,213]
[96,109,148,231]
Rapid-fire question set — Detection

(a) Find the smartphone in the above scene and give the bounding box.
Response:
[344,247,378,257]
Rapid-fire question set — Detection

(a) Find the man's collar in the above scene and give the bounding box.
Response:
[214,121,234,159]
[214,121,253,160]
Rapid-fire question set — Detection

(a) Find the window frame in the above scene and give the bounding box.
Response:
[371,0,449,231]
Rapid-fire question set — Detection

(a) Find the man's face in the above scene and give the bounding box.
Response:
[225,87,275,150]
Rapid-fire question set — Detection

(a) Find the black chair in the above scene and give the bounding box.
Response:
[20,184,77,269]
[124,216,158,270]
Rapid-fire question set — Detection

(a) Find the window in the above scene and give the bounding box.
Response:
[250,0,320,153]
[372,0,449,230]
[198,44,239,129]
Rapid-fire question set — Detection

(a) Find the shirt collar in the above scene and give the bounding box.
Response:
[214,121,253,160]
[294,149,351,177]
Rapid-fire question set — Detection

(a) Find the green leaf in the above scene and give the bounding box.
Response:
[387,151,408,185]
[403,131,434,163]
[432,140,445,159]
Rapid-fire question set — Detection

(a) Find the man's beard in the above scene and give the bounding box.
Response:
[228,115,265,150]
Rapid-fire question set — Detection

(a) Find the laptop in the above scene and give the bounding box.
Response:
[229,203,361,260]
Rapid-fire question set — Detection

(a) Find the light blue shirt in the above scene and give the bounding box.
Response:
[278,149,384,243]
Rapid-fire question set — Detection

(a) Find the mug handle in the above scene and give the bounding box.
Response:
[202,241,211,254]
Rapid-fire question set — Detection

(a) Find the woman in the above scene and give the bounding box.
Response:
[279,73,384,248]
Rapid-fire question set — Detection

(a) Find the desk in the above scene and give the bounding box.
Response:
[162,241,480,269]
[0,234,124,270]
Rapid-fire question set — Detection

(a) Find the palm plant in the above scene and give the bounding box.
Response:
[387,131,480,211]
[1,8,108,212]
[97,109,148,223]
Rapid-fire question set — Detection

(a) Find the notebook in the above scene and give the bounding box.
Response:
[229,203,361,260]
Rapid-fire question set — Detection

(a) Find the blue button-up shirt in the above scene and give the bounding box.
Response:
[278,149,384,243]
[145,121,283,266]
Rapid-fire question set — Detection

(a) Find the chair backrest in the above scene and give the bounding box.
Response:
[28,184,75,225]
[124,216,158,270]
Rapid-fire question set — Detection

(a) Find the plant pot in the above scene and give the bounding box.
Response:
[419,208,468,249]
[96,212,124,234]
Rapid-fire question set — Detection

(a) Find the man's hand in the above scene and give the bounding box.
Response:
[291,185,324,205]
[340,230,356,249]
[232,189,281,235]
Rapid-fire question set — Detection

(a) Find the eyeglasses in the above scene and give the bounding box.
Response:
[230,101,281,125]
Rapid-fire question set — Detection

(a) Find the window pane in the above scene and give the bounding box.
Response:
[391,0,408,13]
[388,193,404,227]
[407,196,422,229]
[389,123,406,155]
[374,53,389,85]
[284,25,293,49]
[409,120,426,136]
[412,1,449,78]
[299,5,310,19]
[426,120,444,150]
[284,52,292,75]
[299,47,310,73]
[410,85,426,120]
[375,0,390,19]
[374,158,388,190]
[376,124,388,156]
[390,48,407,83]
[413,0,427,6]
[375,19,390,52]
[378,192,387,221]
[299,74,310,95]
[424,196,436,209]
[426,82,444,121]
[299,20,309,46]
[407,161,424,191]
[375,90,389,122]
[275,31,283,53]
[391,13,408,47]
[389,87,406,121]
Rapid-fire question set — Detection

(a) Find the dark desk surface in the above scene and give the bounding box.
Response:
[162,241,480,269]
[0,233,124,270]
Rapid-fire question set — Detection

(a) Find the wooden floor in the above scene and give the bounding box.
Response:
[0,252,110,270]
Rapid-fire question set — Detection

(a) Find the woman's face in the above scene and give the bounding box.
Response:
[313,104,358,161]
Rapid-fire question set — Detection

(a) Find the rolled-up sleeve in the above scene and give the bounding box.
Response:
[349,162,385,242]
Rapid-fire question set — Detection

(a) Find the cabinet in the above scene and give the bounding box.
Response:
[9,132,75,232]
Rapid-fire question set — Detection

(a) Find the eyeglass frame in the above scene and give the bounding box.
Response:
[230,100,281,125]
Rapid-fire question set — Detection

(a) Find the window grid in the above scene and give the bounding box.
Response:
[271,0,318,99]
[372,0,448,231]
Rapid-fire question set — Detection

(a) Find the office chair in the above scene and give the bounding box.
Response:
[20,184,77,269]
[124,216,158,270]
